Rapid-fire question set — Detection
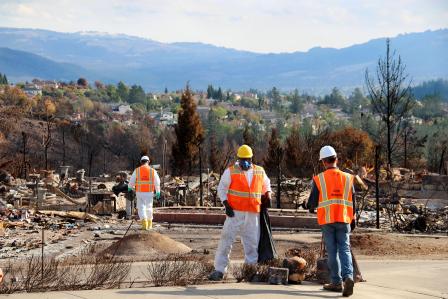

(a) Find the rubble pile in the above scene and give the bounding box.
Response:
[160,173,221,207]
[357,167,448,233]
[276,178,310,210]
[0,208,101,259]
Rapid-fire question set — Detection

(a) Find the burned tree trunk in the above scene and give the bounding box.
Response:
[264,128,284,209]
[365,39,414,168]
[21,131,28,179]
[43,118,53,170]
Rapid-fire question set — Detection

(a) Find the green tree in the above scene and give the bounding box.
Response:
[289,89,303,113]
[321,87,347,108]
[413,95,444,120]
[217,87,223,101]
[257,96,265,110]
[77,77,88,87]
[348,87,369,113]
[269,87,281,111]
[412,79,448,101]
[207,85,214,99]
[128,85,146,104]
[172,85,204,176]
[0,73,8,85]
[425,118,448,174]
[117,81,129,102]
[106,84,122,102]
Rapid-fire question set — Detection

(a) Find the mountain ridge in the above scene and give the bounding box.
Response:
[0,27,447,91]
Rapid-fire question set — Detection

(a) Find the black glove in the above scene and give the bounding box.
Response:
[223,200,234,217]
[350,219,356,231]
[261,192,271,209]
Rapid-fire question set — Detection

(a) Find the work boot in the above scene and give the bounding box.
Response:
[343,278,354,297]
[141,219,147,230]
[147,219,153,230]
[208,270,224,281]
[323,282,343,292]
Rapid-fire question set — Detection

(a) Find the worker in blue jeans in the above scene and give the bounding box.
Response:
[307,146,355,297]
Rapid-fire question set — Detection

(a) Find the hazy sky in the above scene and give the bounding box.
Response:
[0,0,447,53]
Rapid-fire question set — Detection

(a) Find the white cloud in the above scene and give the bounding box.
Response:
[0,0,446,52]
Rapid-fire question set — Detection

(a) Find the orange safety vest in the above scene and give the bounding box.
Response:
[227,164,265,213]
[313,168,354,225]
[134,165,156,192]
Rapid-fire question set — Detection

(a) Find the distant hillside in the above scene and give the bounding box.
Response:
[412,79,448,101]
[0,27,447,90]
[0,47,88,82]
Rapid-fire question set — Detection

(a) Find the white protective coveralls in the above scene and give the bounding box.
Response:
[214,162,271,273]
[128,166,161,221]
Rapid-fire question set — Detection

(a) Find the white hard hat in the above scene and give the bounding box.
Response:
[319,146,337,160]
[140,155,150,161]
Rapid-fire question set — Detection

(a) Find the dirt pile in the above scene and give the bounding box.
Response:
[103,231,192,257]
[350,233,448,257]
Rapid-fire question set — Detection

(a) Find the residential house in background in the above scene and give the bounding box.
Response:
[196,106,210,120]
[149,109,178,126]
[32,79,59,89]
[23,84,42,96]
[112,104,132,115]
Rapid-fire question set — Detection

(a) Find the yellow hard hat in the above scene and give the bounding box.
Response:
[237,144,253,158]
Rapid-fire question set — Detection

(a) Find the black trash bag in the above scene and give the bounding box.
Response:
[258,196,278,263]
[112,181,129,196]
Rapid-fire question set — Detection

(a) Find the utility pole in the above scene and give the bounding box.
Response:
[207,167,210,204]
[41,226,44,284]
[375,145,381,229]
[276,165,281,209]
[276,145,283,209]
[162,139,167,206]
[199,141,203,206]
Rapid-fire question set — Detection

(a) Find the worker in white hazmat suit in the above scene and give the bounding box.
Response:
[128,156,161,230]
[208,145,271,281]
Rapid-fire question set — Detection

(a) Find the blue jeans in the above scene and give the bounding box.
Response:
[321,222,353,284]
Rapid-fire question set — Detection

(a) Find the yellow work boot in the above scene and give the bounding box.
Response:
[141,219,147,230]
[147,219,153,230]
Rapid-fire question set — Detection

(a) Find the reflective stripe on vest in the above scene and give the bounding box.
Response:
[315,169,353,225]
[227,165,264,213]
[135,165,155,192]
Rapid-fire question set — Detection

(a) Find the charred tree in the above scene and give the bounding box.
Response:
[242,126,255,147]
[21,131,28,179]
[365,39,414,168]
[264,128,284,209]
[284,125,301,176]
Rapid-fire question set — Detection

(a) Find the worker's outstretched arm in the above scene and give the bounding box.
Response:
[306,180,319,213]
[154,170,161,193]
[217,168,231,203]
[128,170,137,189]
[262,170,272,196]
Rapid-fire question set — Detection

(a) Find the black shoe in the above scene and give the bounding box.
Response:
[208,270,224,281]
[323,283,343,292]
[343,278,354,297]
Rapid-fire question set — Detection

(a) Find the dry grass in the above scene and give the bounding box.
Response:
[144,254,213,287]
[0,245,131,294]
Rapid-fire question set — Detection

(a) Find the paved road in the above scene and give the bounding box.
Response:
[2,259,447,298]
